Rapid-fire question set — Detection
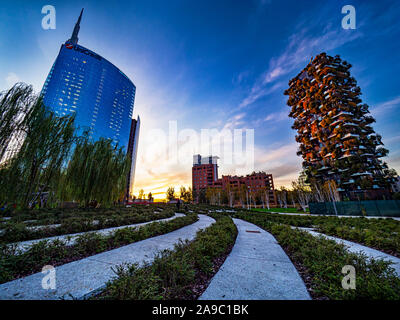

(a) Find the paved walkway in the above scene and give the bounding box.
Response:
[296,228,400,277]
[0,214,215,300]
[256,210,400,220]
[8,213,185,254]
[199,218,311,300]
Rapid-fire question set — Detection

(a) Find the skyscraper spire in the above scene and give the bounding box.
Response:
[69,8,84,45]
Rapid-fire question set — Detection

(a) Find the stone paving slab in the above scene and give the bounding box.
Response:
[199,218,311,300]
[298,228,400,277]
[27,223,62,231]
[0,214,215,300]
[8,213,185,254]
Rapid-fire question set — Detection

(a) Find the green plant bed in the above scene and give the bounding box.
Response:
[253,207,309,213]
[234,212,400,300]
[93,214,237,300]
[314,221,400,258]
[0,214,198,284]
[242,210,400,257]
[0,209,176,243]
[5,204,172,224]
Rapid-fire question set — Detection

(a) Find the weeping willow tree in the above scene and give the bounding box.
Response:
[61,134,130,207]
[0,83,34,162]
[0,83,76,209]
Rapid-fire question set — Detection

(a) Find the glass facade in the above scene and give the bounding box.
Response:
[126,116,140,198]
[41,42,136,151]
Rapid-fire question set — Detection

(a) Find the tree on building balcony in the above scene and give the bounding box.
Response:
[284,52,396,195]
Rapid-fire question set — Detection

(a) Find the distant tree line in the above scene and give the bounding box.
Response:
[169,175,388,211]
[164,186,193,202]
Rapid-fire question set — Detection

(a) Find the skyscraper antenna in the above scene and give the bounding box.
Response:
[69,8,84,45]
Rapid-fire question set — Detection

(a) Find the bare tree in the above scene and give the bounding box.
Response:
[226,185,235,207]
[265,190,270,210]
[278,187,288,208]
[312,182,325,203]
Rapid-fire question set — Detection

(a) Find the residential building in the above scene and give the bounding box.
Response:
[192,154,219,192]
[217,172,276,204]
[192,154,276,204]
[284,52,393,199]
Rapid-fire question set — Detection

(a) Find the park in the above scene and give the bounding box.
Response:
[0,202,399,300]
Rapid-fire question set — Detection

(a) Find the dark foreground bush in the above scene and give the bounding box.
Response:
[0,214,198,284]
[95,214,237,300]
[235,212,400,300]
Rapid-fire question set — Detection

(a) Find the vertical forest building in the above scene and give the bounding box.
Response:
[284,53,393,198]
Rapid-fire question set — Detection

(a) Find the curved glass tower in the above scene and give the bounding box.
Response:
[41,9,136,151]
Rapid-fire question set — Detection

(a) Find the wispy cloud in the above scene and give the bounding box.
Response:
[238,80,284,109]
[5,72,19,87]
[232,70,251,85]
[222,113,247,130]
[255,143,297,165]
[383,135,400,145]
[370,96,400,117]
[264,111,288,122]
[252,143,302,188]
[238,20,363,110]
[265,25,362,82]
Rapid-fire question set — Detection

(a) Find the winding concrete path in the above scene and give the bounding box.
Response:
[8,213,185,254]
[0,214,215,300]
[298,228,400,277]
[199,218,311,300]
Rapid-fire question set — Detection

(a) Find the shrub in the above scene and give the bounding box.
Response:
[0,207,176,243]
[96,215,237,300]
[235,212,400,300]
[0,214,198,284]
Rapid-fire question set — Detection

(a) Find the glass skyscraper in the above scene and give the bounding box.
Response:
[41,9,136,151]
[126,116,140,198]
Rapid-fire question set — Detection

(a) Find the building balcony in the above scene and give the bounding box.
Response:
[342,133,359,140]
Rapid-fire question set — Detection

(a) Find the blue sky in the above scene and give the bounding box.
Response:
[1,0,400,197]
